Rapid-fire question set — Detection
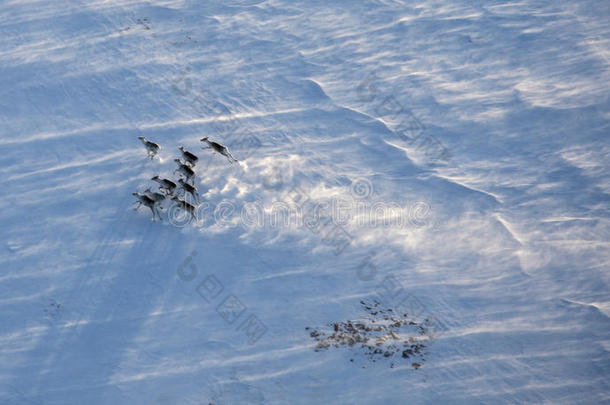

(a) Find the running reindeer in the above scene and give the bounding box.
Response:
[178,178,200,203]
[200,137,238,164]
[144,188,166,208]
[178,146,199,167]
[151,176,177,196]
[171,196,197,222]
[174,158,196,184]
[132,192,161,221]
[138,136,160,160]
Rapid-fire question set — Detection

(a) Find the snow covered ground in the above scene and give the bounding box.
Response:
[1,0,609,403]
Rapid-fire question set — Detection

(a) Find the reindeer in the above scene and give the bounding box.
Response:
[144,188,166,209]
[200,137,237,164]
[178,146,199,167]
[173,158,196,184]
[151,176,177,196]
[132,192,161,221]
[138,136,160,159]
[171,196,197,221]
[178,178,199,203]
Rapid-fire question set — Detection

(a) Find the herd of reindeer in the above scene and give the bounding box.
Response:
[132,136,238,222]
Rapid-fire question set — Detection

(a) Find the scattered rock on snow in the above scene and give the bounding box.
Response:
[306,299,432,368]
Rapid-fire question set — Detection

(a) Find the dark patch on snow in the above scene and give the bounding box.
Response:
[306,299,432,369]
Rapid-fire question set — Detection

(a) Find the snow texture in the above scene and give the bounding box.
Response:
[0,0,609,404]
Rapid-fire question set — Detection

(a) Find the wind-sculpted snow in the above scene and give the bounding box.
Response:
[0,0,608,404]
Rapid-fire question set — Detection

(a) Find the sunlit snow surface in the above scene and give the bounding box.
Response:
[0,0,609,404]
